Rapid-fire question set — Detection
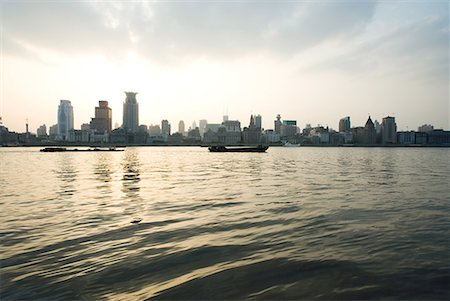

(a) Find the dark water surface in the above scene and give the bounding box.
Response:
[1,147,449,300]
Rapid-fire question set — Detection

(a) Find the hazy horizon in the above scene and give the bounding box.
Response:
[1,0,449,133]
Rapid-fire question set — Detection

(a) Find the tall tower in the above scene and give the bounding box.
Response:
[178,120,185,134]
[122,92,139,132]
[274,114,282,135]
[381,116,397,144]
[254,114,262,129]
[57,100,74,140]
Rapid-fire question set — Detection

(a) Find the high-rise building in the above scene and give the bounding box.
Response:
[223,115,229,122]
[90,100,112,134]
[381,116,397,144]
[161,120,171,136]
[364,116,376,144]
[37,124,47,137]
[57,100,74,140]
[274,114,282,135]
[178,120,185,134]
[199,119,207,137]
[254,114,262,129]
[122,92,139,132]
[339,117,351,132]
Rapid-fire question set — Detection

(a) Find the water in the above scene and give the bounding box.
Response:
[1,147,449,300]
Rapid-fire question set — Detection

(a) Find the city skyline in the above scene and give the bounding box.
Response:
[1,1,449,132]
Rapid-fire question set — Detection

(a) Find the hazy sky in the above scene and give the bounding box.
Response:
[1,0,449,132]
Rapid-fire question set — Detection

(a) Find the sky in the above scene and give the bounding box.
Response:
[1,0,449,133]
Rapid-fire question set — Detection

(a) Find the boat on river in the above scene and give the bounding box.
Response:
[208,145,268,153]
[40,147,124,152]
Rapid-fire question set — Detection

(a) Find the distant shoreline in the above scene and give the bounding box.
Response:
[2,144,450,148]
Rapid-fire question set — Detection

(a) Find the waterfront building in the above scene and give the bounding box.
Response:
[418,124,434,132]
[254,115,262,129]
[187,127,201,142]
[309,126,330,144]
[339,117,351,132]
[397,131,416,145]
[427,130,450,145]
[263,129,281,143]
[90,101,112,134]
[148,125,161,135]
[36,124,47,137]
[178,120,185,135]
[281,120,298,138]
[274,114,282,135]
[199,119,207,137]
[205,123,221,133]
[415,132,427,144]
[364,116,376,145]
[352,127,366,144]
[222,120,241,133]
[161,120,171,142]
[57,100,74,141]
[49,124,58,140]
[122,92,139,132]
[243,115,261,144]
[220,120,242,144]
[381,116,397,144]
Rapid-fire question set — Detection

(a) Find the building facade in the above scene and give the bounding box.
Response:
[339,117,351,132]
[381,116,397,144]
[178,120,185,135]
[122,92,139,132]
[57,100,74,141]
[90,100,112,134]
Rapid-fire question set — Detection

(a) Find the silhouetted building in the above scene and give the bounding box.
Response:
[122,92,139,132]
[427,130,450,145]
[339,117,351,132]
[57,100,74,140]
[37,124,47,137]
[161,120,171,141]
[148,125,161,135]
[187,127,201,142]
[418,124,434,132]
[274,114,282,135]
[199,119,207,137]
[281,120,298,137]
[254,114,262,129]
[243,115,261,144]
[178,120,185,135]
[364,116,376,144]
[381,116,397,144]
[90,100,112,134]
[398,131,416,144]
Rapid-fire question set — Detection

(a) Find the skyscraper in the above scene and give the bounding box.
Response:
[161,120,171,136]
[339,117,351,132]
[90,100,112,134]
[122,92,139,132]
[364,116,376,144]
[381,116,397,144]
[57,100,74,140]
[274,114,282,135]
[199,119,207,137]
[254,114,262,129]
[178,120,185,134]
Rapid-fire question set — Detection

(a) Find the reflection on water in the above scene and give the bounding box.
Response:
[0,147,449,300]
[55,153,77,197]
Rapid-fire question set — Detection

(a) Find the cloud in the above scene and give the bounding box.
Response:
[303,9,449,83]
[2,1,378,62]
